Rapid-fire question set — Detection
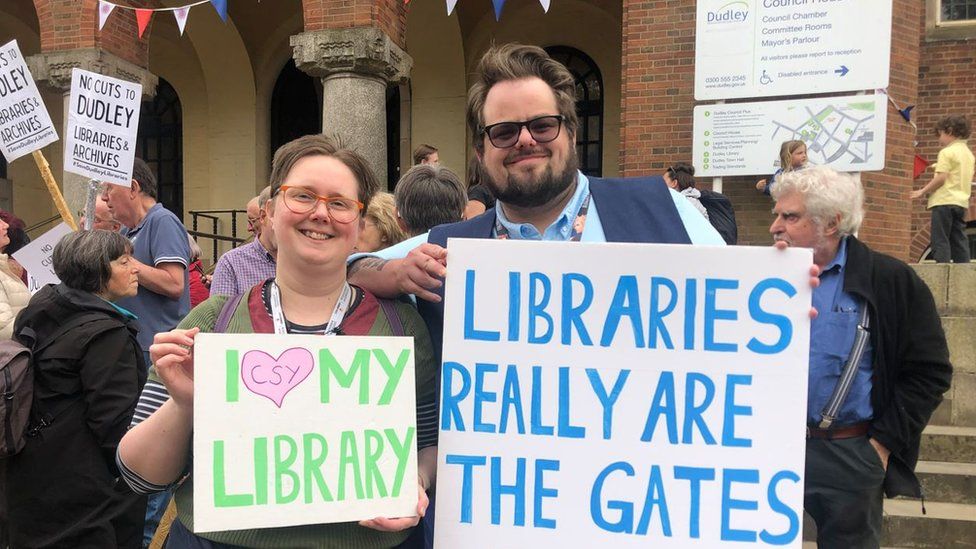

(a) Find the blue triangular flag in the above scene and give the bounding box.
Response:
[899,105,915,123]
[492,0,505,20]
[209,0,228,21]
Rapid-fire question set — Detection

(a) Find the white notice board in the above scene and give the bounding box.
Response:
[434,239,812,548]
[692,94,887,177]
[695,0,892,100]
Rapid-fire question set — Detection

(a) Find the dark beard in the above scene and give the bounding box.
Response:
[480,149,580,209]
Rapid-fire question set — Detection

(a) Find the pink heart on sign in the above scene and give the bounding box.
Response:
[240,348,314,408]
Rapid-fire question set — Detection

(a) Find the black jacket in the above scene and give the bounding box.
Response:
[2,284,147,548]
[843,237,953,498]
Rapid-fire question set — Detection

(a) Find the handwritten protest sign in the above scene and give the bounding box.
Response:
[193,333,419,533]
[0,40,58,163]
[434,240,812,548]
[64,68,141,186]
[12,222,72,293]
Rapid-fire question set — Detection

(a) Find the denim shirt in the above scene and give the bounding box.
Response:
[808,237,874,425]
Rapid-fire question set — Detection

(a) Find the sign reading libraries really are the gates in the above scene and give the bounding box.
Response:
[434,240,813,548]
[193,333,419,533]
[694,0,892,100]
[64,68,141,186]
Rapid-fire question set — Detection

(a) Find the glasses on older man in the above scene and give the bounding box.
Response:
[277,185,364,224]
[481,115,565,149]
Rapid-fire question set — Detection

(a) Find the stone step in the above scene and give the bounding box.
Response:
[803,500,976,548]
[920,425,976,463]
[882,499,976,548]
[917,461,976,504]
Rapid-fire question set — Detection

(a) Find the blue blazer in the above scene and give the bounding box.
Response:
[421,175,691,358]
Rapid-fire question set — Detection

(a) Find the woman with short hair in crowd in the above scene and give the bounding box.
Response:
[3,229,147,547]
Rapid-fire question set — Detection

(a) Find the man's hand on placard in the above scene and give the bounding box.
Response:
[396,243,448,302]
[774,240,820,319]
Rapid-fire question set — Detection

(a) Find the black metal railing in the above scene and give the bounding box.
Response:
[189,209,249,266]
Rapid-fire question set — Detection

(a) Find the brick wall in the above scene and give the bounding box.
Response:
[34,0,151,67]
[302,0,407,48]
[912,22,976,261]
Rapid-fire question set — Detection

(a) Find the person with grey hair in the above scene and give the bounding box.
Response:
[4,229,147,548]
[395,164,467,236]
[770,166,952,548]
[210,186,277,296]
[99,157,191,545]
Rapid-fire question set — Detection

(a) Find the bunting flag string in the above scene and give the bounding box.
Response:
[96,0,225,36]
[405,0,553,18]
[878,88,919,145]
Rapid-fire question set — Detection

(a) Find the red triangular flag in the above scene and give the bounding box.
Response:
[913,155,930,179]
[135,9,153,38]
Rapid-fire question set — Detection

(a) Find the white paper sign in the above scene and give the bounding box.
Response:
[12,222,72,293]
[695,0,892,100]
[434,240,812,548]
[64,68,141,186]
[193,333,419,533]
[693,94,887,177]
[0,40,58,163]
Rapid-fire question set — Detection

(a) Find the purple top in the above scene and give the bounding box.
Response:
[209,238,276,297]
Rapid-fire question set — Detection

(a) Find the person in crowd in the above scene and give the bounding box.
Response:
[756,139,808,195]
[245,195,261,237]
[0,210,30,256]
[348,43,725,358]
[81,196,123,232]
[463,156,496,220]
[210,186,277,297]
[0,212,29,339]
[395,164,467,236]
[187,235,210,308]
[412,143,439,166]
[3,229,147,548]
[117,134,438,548]
[770,166,952,548]
[357,191,407,253]
[911,115,973,263]
[100,157,191,544]
[663,162,708,219]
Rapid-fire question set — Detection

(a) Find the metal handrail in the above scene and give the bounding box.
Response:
[26,214,62,236]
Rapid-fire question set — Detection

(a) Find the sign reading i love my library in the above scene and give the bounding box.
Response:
[434,239,813,548]
[193,333,418,533]
[64,68,141,186]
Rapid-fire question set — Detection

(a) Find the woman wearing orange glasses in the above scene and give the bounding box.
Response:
[117,134,438,548]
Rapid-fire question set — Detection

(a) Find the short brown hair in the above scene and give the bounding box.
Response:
[364,192,406,247]
[394,164,466,235]
[269,134,380,210]
[935,115,971,140]
[53,230,133,293]
[132,158,157,199]
[467,43,579,153]
[412,144,438,165]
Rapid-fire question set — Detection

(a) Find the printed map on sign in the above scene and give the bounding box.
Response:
[434,239,812,548]
[193,333,419,533]
[693,94,887,177]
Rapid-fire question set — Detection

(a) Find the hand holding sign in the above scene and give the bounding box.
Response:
[150,327,199,409]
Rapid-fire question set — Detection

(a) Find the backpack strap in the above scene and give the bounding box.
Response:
[214,293,245,333]
[378,298,405,337]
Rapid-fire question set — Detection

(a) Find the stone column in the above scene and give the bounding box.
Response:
[290,27,412,185]
[26,49,157,216]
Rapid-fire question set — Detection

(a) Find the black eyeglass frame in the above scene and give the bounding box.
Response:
[480,115,566,149]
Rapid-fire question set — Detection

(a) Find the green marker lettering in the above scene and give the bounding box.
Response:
[213,440,253,507]
[385,427,415,497]
[337,430,365,500]
[374,348,411,405]
[320,349,371,404]
[363,429,388,499]
[303,433,332,503]
[274,435,300,504]
[226,350,239,402]
[254,437,268,505]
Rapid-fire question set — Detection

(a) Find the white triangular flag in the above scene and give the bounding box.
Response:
[446,0,458,15]
[174,6,190,35]
[98,0,115,31]
[539,0,551,12]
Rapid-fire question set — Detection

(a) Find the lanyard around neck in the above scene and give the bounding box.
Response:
[494,191,591,241]
[268,280,352,335]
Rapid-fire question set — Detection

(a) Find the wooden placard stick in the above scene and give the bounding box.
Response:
[31,150,78,231]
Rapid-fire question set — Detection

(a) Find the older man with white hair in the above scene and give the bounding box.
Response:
[770,166,952,548]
